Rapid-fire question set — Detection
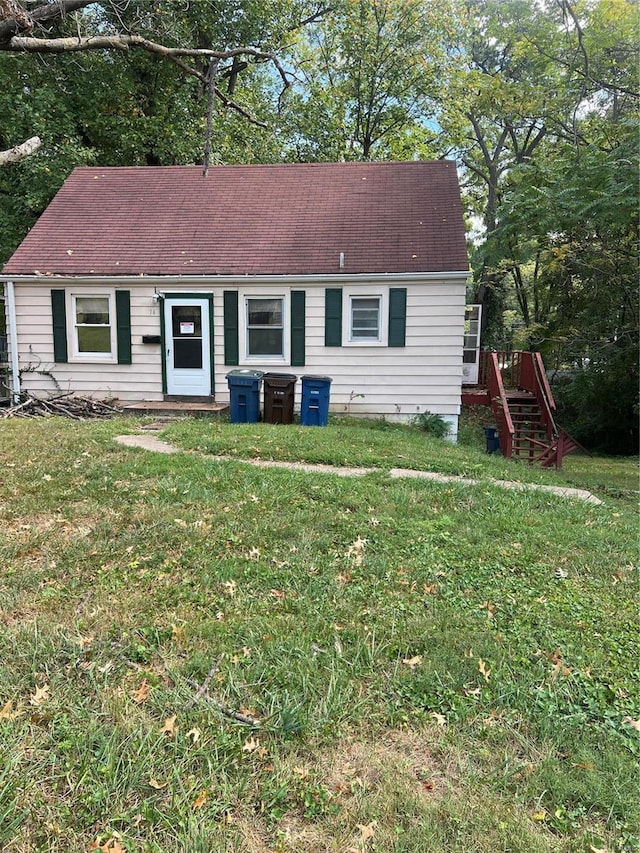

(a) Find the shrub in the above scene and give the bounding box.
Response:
[412,410,450,438]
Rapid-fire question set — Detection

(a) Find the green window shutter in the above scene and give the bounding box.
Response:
[324,288,342,347]
[290,290,306,366]
[51,289,68,363]
[223,290,239,365]
[388,288,407,347]
[115,290,132,364]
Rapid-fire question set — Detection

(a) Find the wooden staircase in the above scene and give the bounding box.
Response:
[462,351,587,469]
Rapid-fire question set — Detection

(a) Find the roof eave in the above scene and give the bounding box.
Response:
[3,270,471,285]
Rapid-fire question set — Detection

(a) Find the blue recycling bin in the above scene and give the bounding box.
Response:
[300,375,332,426]
[484,425,500,454]
[226,369,263,423]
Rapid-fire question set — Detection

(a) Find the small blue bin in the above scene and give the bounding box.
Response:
[226,369,263,423]
[484,425,500,454]
[300,375,332,426]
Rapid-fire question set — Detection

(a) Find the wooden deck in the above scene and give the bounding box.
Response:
[461,387,490,406]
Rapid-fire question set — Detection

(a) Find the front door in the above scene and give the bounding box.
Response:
[164,298,211,396]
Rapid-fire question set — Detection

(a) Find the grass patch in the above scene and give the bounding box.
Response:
[0,416,638,851]
[162,413,639,502]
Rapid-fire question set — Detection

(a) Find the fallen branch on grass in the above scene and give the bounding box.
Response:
[184,662,261,727]
[186,681,261,726]
[1,394,122,419]
[183,661,220,711]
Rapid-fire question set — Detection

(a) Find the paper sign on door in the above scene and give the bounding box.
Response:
[180,322,195,335]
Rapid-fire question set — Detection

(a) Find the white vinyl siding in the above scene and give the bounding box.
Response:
[13,285,163,400]
[11,276,466,420]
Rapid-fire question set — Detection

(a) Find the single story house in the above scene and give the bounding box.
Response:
[2,161,469,434]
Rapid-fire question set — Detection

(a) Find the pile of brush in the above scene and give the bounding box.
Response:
[1,393,122,419]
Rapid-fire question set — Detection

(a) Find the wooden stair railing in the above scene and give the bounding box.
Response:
[486,352,514,459]
[480,350,586,469]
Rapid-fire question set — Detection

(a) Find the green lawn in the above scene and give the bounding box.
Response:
[0,416,638,852]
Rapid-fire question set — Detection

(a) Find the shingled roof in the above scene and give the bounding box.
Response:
[3,161,468,277]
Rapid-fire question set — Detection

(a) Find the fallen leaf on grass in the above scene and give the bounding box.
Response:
[346,536,367,566]
[239,706,260,721]
[160,715,177,737]
[222,580,237,597]
[531,809,547,822]
[193,789,208,810]
[242,736,261,753]
[171,624,185,641]
[0,700,23,720]
[269,589,285,599]
[551,661,571,679]
[478,659,491,683]
[464,687,482,699]
[88,839,125,852]
[423,583,438,595]
[130,680,151,704]
[431,712,447,727]
[29,684,50,706]
[186,727,201,744]
[622,717,640,732]
[402,656,423,669]
[357,820,377,843]
[149,778,169,790]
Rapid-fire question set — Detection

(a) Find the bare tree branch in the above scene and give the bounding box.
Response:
[213,87,268,127]
[202,58,219,176]
[0,1,293,161]
[0,0,92,41]
[0,134,41,165]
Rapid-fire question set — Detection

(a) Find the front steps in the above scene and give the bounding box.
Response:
[121,400,228,419]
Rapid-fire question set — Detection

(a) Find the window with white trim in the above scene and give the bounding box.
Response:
[245,297,285,358]
[349,295,382,342]
[71,293,116,360]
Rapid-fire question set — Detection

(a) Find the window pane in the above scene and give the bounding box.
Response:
[351,297,380,339]
[353,310,379,328]
[248,328,283,356]
[77,327,111,353]
[174,338,203,368]
[248,299,282,327]
[172,305,202,337]
[76,297,109,325]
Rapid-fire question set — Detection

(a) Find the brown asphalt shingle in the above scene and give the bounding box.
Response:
[3,161,468,277]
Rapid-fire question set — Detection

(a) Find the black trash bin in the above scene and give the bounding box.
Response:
[263,373,297,424]
[226,369,263,423]
[484,425,500,454]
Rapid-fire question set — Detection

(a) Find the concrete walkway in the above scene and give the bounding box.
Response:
[113,433,603,505]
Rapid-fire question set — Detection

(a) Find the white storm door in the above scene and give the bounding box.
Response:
[164,298,211,396]
[462,304,482,385]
